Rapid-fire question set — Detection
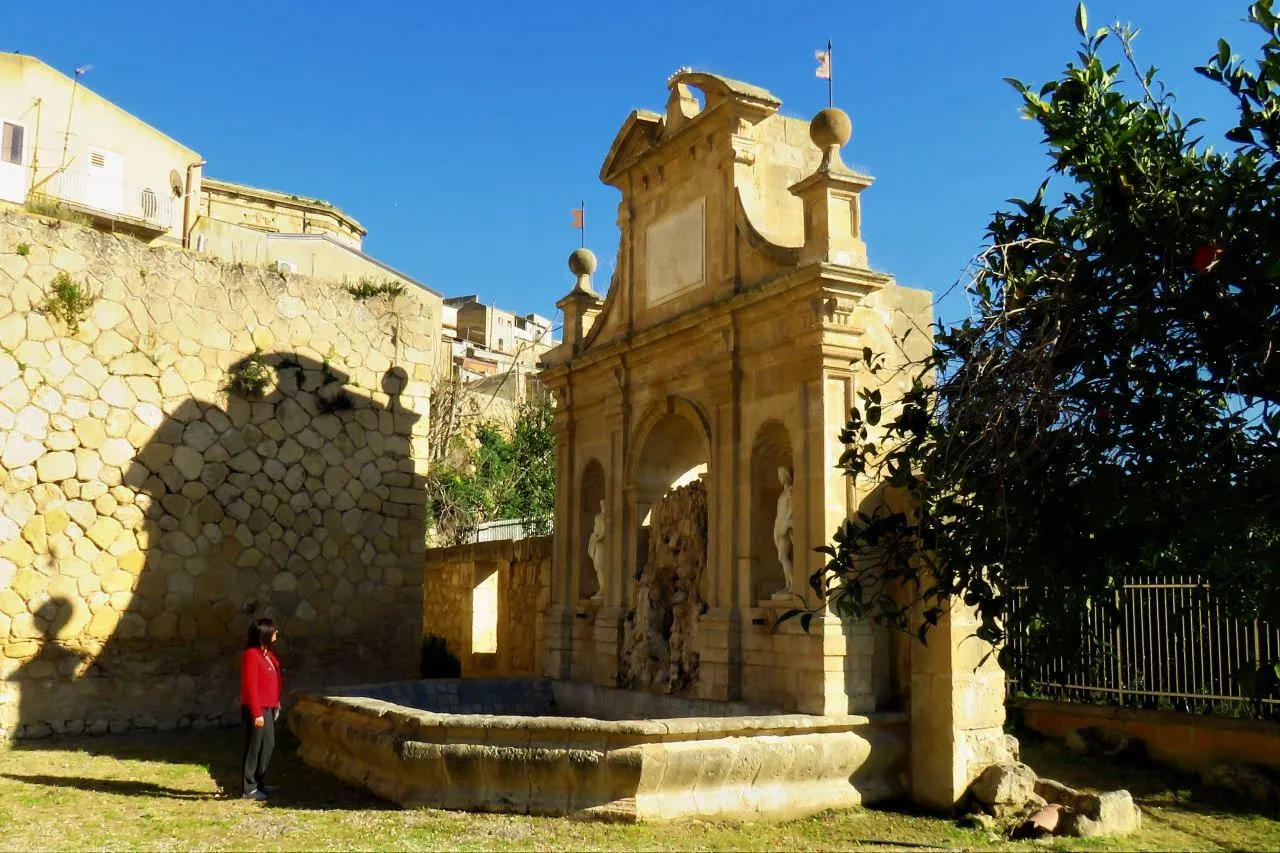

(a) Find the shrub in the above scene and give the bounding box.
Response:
[39,272,97,333]
[15,243,29,256]
[345,277,406,301]
[225,348,273,398]
[420,633,462,679]
[25,195,93,227]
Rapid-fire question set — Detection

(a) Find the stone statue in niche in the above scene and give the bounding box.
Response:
[772,467,797,600]
[587,500,607,600]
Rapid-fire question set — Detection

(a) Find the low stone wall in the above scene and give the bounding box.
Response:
[1016,698,1280,774]
[422,537,551,676]
[290,679,909,820]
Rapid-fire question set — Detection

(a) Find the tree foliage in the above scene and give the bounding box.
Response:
[425,393,556,546]
[815,3,1280,675]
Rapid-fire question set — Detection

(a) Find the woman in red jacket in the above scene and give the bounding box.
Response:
[239,618,282,801]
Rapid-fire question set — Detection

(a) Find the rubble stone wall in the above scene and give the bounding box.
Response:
[0,209,436,740]
[422,536,551,677]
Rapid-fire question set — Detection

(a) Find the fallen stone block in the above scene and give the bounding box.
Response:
[1034,776,1141,837]
[971,761,1038,809]
[968,761,1045,818]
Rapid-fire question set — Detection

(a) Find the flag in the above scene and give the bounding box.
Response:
[814,49,830,80]
[571,207,584,229]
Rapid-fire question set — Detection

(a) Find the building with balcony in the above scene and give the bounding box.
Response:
[0,51,438,320]
[0,52,199,242]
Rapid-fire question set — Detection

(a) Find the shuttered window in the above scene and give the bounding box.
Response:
[1,122,23,165]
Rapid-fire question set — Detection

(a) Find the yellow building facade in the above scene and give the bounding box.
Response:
[0,51,440,321]
[0,53,201,244]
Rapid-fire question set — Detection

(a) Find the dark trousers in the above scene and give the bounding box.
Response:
[240,705,276,794]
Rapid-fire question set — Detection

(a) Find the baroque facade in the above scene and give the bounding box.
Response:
[539,70,1006,808]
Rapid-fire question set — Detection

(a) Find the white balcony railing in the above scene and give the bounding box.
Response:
[39,169,174,230]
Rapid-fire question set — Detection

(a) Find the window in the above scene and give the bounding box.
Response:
[2,122,23,165]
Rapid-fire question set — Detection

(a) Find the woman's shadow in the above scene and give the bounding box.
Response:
[7,352,424,809]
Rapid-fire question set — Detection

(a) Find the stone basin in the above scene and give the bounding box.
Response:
[289,678,907,821]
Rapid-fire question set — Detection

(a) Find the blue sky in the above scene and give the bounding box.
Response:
[6,1,1259,325]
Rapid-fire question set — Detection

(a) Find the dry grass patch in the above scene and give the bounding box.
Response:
[0,727,1275,851]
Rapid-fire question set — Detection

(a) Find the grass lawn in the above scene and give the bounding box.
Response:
[0,726,1277,851]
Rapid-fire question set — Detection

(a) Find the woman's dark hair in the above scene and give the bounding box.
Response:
[245,618,278,650]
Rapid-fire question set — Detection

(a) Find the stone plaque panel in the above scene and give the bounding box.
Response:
[645,198,706,307]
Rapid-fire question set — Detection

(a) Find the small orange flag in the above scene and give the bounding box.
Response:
[571,208,584,229]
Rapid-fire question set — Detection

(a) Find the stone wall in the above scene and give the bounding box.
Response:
[0,209,436,740]
[1017,698,1280,775]
[422,536,551,677]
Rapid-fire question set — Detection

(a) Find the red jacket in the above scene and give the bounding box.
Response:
[240,647,282,720]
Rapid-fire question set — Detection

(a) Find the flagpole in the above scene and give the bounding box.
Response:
[580,198,585,249]
[827,38,833,108]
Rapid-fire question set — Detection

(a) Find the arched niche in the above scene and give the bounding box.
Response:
[628,402,711,581]
[579,459,606,600]
[749,419,795,603]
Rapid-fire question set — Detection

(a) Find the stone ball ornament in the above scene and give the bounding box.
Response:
[810,107,852,149]
[569,247,598,277]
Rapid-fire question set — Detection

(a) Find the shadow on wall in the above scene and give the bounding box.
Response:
[7,352,426,743]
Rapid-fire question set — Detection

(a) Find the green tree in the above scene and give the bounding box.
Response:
[426,394,556,545]
[815,3,1280,682]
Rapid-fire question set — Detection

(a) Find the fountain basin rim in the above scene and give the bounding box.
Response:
[294,691,907,739]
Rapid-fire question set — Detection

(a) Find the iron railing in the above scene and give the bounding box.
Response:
[1007,576,1280,718]
[470,518,547,544]
[36,169,173,229]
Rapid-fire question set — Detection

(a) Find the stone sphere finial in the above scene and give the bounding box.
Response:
[810,107,852,150]
[569,247,597,277]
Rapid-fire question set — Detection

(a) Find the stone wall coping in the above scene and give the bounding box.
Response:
[425,535,554,565]
[296,691,906,741]
[1015,697,1280,736]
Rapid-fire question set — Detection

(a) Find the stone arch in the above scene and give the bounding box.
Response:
[749,419,795,603]
[626,397,711,495]
[579,458,606,600]
[625,397,711,583]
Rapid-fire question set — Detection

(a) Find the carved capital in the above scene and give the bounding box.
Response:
[729,133,757,166]
[816,294,858,326]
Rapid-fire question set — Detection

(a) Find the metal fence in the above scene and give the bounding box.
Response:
[38,169,173,229]
[469,518,545,544]
[1007,576,1280,718]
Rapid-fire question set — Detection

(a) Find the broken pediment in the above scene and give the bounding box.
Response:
[565,70,883,360]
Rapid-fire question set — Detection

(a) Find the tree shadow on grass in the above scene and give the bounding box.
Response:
[1018,727,1280,847]
[7,727,398,811]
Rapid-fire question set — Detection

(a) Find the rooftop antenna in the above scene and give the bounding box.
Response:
[60,64,91,170]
